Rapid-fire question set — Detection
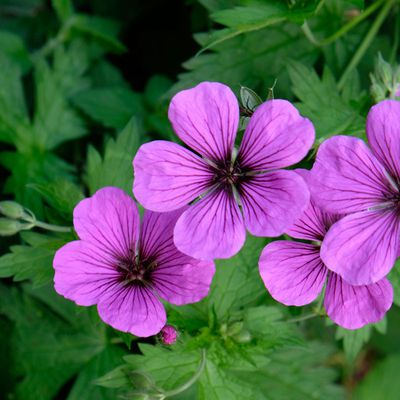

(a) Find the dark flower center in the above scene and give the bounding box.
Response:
[116,250,156,286]
[212,160,244,189]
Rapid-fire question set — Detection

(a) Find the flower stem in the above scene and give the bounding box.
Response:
[33,220,73,233]
[337,0,395,91]
[287,313,319,324]
[302,0,386,47]
[163,349,206,398]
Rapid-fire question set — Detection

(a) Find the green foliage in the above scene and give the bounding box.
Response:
[288,61,366,141]
[85,117,143,195]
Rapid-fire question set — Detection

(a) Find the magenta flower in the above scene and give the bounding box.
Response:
[310,100,400,285]
[259,170,393,330]
[133,82,315,260]
[53,187,215,337]
[160,325,177,345]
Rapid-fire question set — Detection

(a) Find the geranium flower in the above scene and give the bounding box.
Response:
[53,187,215,337]
[259,170,393,329]
[310,100,400,285]
[133,82,315,260]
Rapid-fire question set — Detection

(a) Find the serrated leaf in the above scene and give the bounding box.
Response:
[0,30,31,72]
[288,61,365,141]
[72,87,144,130]
[85,117,142,194]
[172,24,317,98]
[0,233,69,287]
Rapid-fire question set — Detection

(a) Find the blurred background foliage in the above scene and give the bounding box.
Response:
[0,0,400,399]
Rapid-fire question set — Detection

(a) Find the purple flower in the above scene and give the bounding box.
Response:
[133,82,315,260]
[310,100,400,285]
[53,187,215,337]
[259,170,393,330]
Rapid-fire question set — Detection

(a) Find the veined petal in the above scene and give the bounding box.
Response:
[133,141,213,212]
[53,240,119,306]
[287,169,340,241]
[367,100,400,181]
[174,188,246,260]
[73,187,140,259]
[321,210,400,285]
[97,285,166,337]
[324,273,393,330]
[310,136,393,213]
[168,82,239,162]
[259,241,326,306]
[238,100,315,171]
[240,170,310,237]
[139,209,216,304]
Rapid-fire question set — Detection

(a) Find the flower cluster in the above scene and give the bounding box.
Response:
[54,82,399,336]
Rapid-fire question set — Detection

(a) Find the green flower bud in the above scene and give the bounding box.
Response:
[240,86,262,112]
[0,201,27,219]
[0,218,33,236]
[232,330,252,344]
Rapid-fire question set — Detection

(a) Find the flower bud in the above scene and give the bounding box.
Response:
[0,201,27,219]
[0,218,32,236]
[240,86,262,112]
[159,325,177,345]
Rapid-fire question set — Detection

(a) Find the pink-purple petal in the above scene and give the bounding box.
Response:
[310,136,393,213]
[53,240,119,306]
[133,141,213,212]
[321,210,400,285]
[238,99,315,171]
[173,189,246,260]
[97,285,166,337]
[139,209,216,304]
[366,100,400,180]
[259,241,326,306]
[73,187,140,258]
[324,273,393,330]
[168,82,239,161]
[240,170,310,237]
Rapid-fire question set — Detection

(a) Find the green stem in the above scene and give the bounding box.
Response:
[287,313,319,324]
[338,0,395,91]
[163,350,206,398]
[302,0,386,47]
[34,220,72,233]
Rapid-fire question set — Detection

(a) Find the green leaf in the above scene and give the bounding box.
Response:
[0,235,66,287]
[0,30,31,72]
[354,354,400,400]
[85,117,142,194]
[32,42,90,150]
[210,235,269,319]
[70,15,126,53]
[336,325,372,364]
[29,180,84,219]
[52,0,73,22]
[72,87,144,130]
[288,61,366,141]
[172,24,317,98]
[388,259,400,307]
[202,1,321,51]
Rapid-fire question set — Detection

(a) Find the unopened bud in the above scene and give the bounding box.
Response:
[232,330,252,344]
[240,86,262,112]
[0,218,33,236]
[160,325,177,345]
[0,201,27,219]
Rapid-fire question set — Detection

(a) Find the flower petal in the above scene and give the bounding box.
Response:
[259,241,326,306]
[321,210,400,285]
[73,187,140,258]
[324,273,393,329]
[168,82,239,161]
[240,170,310,237]
[310,136,393,213]
[133,141,213,212]
[238,99,315,171]
[139,209,216,304]
[53,240,119,306]
[97,285,166,337]
[367,100,400,180]
[173,188,246,260]
[287,169,340,241]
